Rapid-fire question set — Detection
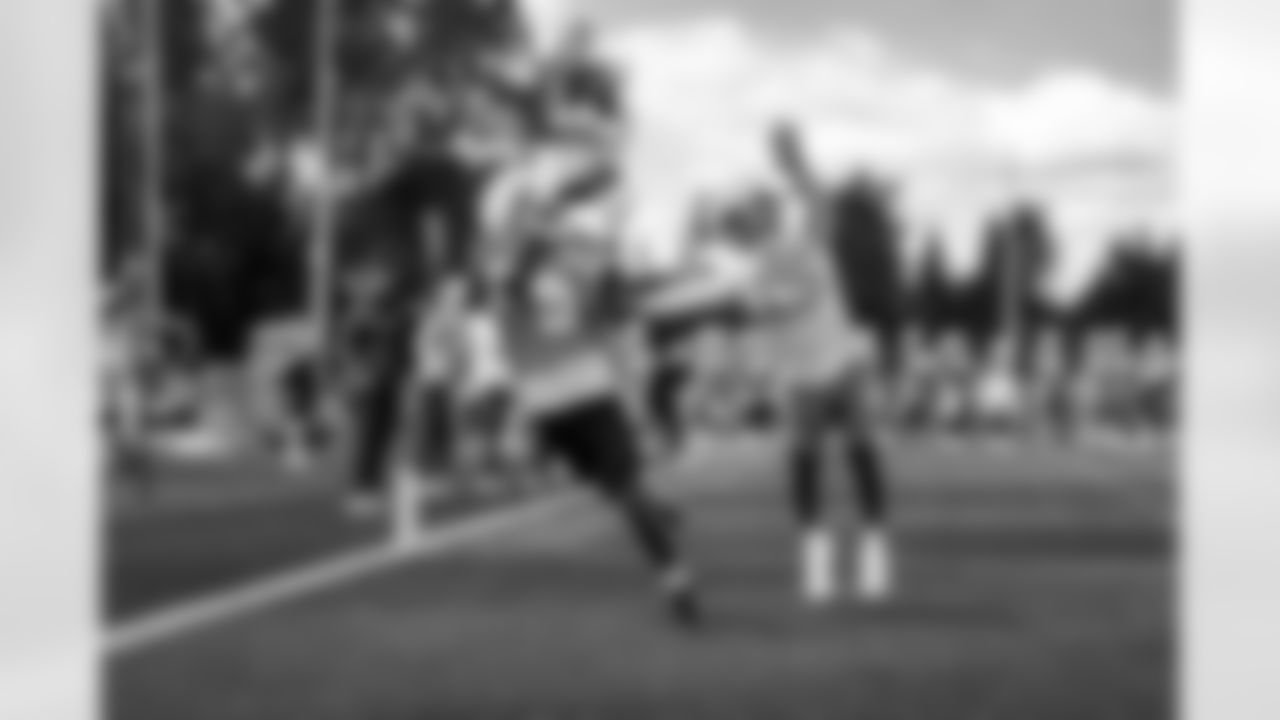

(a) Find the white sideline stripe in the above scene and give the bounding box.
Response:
[107,440,761,658]
[108,490,586,657]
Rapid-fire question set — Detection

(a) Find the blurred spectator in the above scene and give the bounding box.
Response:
[250,317,325,473]
[340,262,418,517]
[1139,336,1178,431]
[892,329,935,433]
[972,339,1022,439]
[1026,331,1074,440]
[1074,329,1130,440]
[933,332,977,435]
[103,308,152,488]
[453,276,520,496]
[407,277,467,493]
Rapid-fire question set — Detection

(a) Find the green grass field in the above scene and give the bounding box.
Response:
[108,438,1174,720]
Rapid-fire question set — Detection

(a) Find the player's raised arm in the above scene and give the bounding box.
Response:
[769,121,826,226]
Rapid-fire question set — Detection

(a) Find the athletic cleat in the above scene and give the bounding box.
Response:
[666,584,704,629]
[659,565,704,628]
[800,527,837,606]
[855,528,894,603]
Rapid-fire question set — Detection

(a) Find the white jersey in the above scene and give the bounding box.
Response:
[505,263,628,416]
[101,320,134,384]
[102,320,146,431]
[480,144,624,248]
[458,308,511,397]
[750,175,870,387]
[413,302,463,385]
[645,240,759,319]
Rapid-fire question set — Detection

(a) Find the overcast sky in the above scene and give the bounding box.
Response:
[583,0,1172,92]
[525,0,1176,300]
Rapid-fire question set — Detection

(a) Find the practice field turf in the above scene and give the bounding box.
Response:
[107,451,559,620]
[108,438,1174,720]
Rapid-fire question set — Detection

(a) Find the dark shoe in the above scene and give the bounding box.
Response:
[659,564,704,629]
[666,584,704,629]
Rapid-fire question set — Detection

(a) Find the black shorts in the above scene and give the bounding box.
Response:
[459,388,513,438]
[649,361,689,414]
[532,395,641,494]
[416,385,454,471]
[789,366,874,440]
[648,304,746,355]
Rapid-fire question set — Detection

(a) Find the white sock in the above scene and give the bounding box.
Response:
[281,430,311,473]
[856,526,894,603]
[392,463,423,501]
[390,468,422,547]
[660,564,694,595]
[800,526,837,605]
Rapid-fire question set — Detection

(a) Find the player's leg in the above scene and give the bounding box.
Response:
[649,359,688,452]
[107,369,149,493]
[347,378,399,517]
[839,369,895,602]
[452,395,486,498]
[404,379,449,511]
[415,380,453,478]
[644,320,692,455]
[489,388,540,494]
[128,367,163,497]
[474,389,516,496]
[787,385,837,606]
[278,356,321,472]
[535,396,703,626]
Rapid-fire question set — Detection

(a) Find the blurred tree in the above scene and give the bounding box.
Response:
[827,173,906,369]
[971,201,1057,365]
[102,0,285,351]
[102,0,214,332]
[101,1,140,277]
[908,233,952,336]
[250,0,527,175]
[1070,232,1180,340]
[940,267,992,347]
[1148,241,1181,338]
[254,0,534,315]
[100,0,536,359]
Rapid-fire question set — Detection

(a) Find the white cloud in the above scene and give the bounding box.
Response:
[521,2,1175,299]
[521,0,579,52]
[981,70,1171,169]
